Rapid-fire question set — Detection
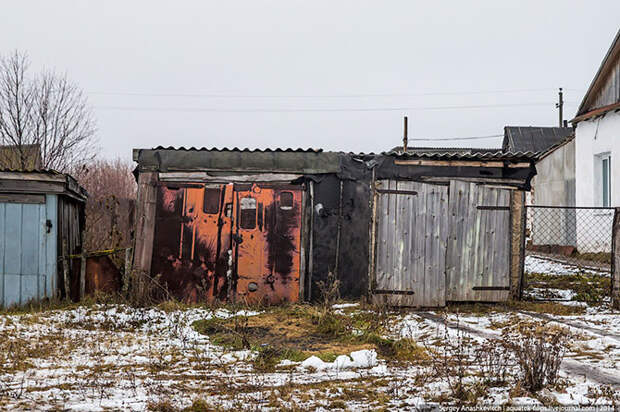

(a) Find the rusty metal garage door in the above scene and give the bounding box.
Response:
[446,181,511,302]
[371,180,449,307]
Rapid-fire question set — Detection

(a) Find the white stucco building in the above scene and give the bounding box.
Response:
[572,29,620,252]
[573,29,620,208]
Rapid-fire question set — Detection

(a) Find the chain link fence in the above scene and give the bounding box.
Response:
[524,206,614,302]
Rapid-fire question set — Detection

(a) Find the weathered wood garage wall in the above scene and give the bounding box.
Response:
[446,181,511,302]
[370,179,523,307]
[133,147,534,305]
[372,180,449,307]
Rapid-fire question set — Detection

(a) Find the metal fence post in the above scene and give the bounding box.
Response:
[612,208,620,310]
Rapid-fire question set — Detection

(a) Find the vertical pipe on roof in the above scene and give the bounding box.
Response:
[403,116,408,153]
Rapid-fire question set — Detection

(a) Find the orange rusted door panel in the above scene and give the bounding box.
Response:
[151,184,231,303]
[151,182,302,305]
[233,184,302,304]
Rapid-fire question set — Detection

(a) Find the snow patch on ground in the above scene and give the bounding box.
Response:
[525,255,609,277]
[0,302,617,409]
[300,349,377,371]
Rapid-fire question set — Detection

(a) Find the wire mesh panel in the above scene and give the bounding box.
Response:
[524,206,613,303]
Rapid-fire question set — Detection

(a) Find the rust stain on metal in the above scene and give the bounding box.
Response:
[151,183,302,304]
[70,256,122,301]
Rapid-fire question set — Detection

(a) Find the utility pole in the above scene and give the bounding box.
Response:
[403,116,408,153]
[556,87,564,127]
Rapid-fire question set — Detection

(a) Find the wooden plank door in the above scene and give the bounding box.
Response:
[446,181,511,302]
[372,180,449,307]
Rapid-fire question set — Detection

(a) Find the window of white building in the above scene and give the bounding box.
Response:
[601,153,611,207]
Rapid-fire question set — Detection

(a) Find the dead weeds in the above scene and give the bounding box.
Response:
[193,303,426,370]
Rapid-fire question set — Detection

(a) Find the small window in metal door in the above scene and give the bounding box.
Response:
[203,188,221,214]
[280,191,293,210]
[240,197,257,229]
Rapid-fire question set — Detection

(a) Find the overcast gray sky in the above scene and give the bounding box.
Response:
[2,1,619,159]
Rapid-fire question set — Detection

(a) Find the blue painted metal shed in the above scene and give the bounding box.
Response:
[0,170,87,307]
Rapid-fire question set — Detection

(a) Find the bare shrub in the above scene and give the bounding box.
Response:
[70,157,137,252]
[474,339,511,386]
[317,271,340,309]
[422,314,477,403]
[502,322,568,392]
[314,271,343,336]
[126,271,170,307]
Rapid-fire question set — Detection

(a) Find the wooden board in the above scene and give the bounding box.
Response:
[446,181,511,302]
[372,180,448,307]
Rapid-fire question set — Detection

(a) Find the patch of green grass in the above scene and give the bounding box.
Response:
[252,345,307,372]
[193,304,428,367]
[526,272,610,304]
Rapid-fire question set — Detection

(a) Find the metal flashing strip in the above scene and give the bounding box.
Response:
[376,189,418,195]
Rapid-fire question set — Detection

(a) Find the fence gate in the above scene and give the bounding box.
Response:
[372,180,449,307]
[445,181,512,302]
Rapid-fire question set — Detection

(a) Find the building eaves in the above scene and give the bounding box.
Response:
[576,28,620,117]
[0,169,88,201]
[571,101,620,124]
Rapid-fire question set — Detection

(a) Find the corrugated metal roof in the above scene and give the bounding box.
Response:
[385,148,537,161]
[502,126,574,154]
[152,146,323,153]
[576,28,620,116]
[391,146,501,154]
[135,147,339,174]
[0,168,63,175]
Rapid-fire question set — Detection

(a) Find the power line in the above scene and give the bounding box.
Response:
[88,88,584,99]
[409,134,503,141]
[95,101,575,113]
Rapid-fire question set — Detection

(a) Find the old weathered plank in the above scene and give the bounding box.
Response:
[446,181,511,303]
[133,172,159,276]
[373,179,448,307]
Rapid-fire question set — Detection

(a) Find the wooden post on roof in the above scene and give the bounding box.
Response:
[611,208,620,309]
[403,116,408,153]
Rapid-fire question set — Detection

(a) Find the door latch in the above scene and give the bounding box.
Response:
[45,219,53,233]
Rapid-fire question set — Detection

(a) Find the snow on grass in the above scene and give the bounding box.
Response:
[0,302,617,410]
[300,349,378,371]
[524,287,577,301]
[525,255,609,277]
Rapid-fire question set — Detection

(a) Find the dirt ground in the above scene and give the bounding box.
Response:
[0,257,617,410]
